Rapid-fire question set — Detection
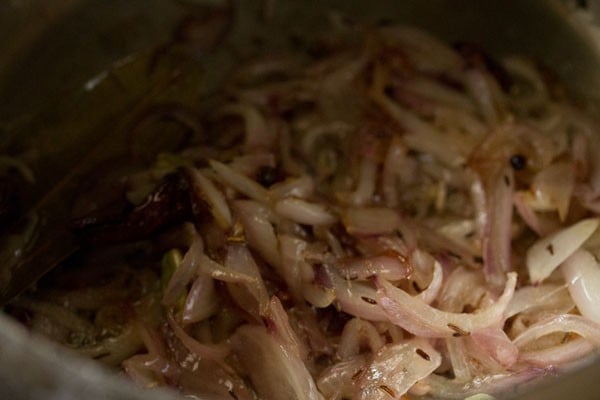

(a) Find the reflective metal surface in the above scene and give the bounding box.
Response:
[1,1,600,399]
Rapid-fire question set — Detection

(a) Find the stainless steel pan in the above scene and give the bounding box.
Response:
[1,1,600,399]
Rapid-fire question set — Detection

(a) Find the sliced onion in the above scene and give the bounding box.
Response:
[470,326,518,368]
[278,234,307,301]
[337,318,384,360]
[356,338,442,399]
[182,273,219,325]
[231,325,324,400]
[269,175,314,200]
[342,207,401,235]
[445,337,472,382]
[265,296,308,360]
[416,260,444,305]
[166,313,230,368]
[513,314,600,348]
[225,243,270,316]
[482,167,514,287]
[234,200,280,268]
[185,167,232,230]
[163,236,204,306]
[330,269,388,322]
[275,198,337,226]
[335,251,412,281]
[561,249,600,324]
[210,159,269,202]
[525,161,575,221]
[526,218,600,284]
[506,284,573,319]
[317,355,368,400]
[348,158,378,206]
[519,338,596,367]
[375,272,517,338]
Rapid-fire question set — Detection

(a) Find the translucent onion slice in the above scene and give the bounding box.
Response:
[561,249,600,324]
[375,273,517,338]
[337,318,384,360]
[513,314,600,349]
[210,159,269,202]
[519,338,596,367]
[234,200,280,268]
[185,167,232,230]
[163,236,204,306]
[506,284,573,319]
[231,325,324,400]
[526,218,599,284]
[356,338,442,400]
[317,355,368,400]
[470,326,518,368]
[274,198,337,226]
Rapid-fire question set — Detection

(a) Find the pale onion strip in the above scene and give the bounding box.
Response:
[187,167,233,230]
[464,69,501,124]
[277,234,306,301]
[317,355,367,400]
[375,272,517,338]
[519,338,596,367]
[372,90,467,166]
[562,249,600,324]
[513,191,544,236]
[231,325,325,400]
[470,326,518,368]
[416,260,444,305]
[182,273,219,325]
[198,254,257,285]
[445,337,472,382]
[266,296,308,360]
[163,236,204,306]
[335,253,412,281]
[526,217,600,284]
[274,198,337,226]
[356,338,442,400]
[123,353,173,388]
[342,207,401,235]
[166,313,231,371]
[209,159,269,202]
[349,158,377,206]
[225,243,270,316]
[269,175,314,200]
[482,167,514,288]
[330,269,388,322]
[513,314,600,348]
[234,200,281,268]
[337,318,384,360]
[506,284,573,319]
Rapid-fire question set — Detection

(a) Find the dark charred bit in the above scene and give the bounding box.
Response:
[546,243,555,256]
[454,42,512,92]
[256,165,283,187]
[509,154,527,171]
[415,348,431,361]
[71,171,198,245]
